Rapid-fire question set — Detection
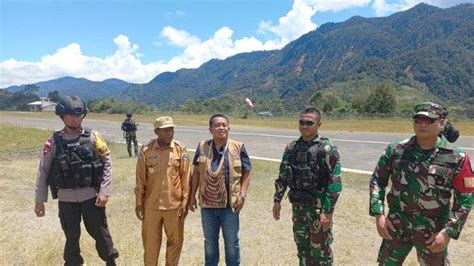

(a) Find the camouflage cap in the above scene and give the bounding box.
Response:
[154,116,175,129]
[413,102,445,119]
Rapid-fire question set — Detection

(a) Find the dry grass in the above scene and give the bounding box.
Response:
[0,125,472,265]
[2,111,474,135]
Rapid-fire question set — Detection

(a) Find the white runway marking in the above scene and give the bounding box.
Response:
[176,129,474,150]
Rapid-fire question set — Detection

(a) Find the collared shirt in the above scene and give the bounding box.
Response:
[35,128,113,203]
[135,139,190,210]
[192,140,252,190]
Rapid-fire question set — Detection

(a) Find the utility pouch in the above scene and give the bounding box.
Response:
[70,161,81,187]
[92,161,104,176]
[288,189,313,205]
[58,154,69,171]
[286,165,295,187]
[297,165,314,190]
[81,164,93,186]
[92,161,104,187]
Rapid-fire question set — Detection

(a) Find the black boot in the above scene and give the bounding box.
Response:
[106,253,119,266]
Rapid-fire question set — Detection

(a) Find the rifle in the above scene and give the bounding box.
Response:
[121,131,126,143]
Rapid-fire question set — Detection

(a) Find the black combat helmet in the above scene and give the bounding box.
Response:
[55,96,88,117]
[126,112,133,117]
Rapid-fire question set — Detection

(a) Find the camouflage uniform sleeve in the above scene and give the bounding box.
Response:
[321,140,342,214]
[369,143,395,216]
[443,151,473,239]
[274,144,291,203]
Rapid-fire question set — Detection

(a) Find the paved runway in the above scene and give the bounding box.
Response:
[1,114,473,174]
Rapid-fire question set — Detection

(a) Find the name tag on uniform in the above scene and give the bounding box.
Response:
[465,177,474,188]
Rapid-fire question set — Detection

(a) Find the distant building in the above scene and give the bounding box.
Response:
[27,97,57,112]
[258,111,274,117]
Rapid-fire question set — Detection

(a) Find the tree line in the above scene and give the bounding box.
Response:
[1,83,473,118]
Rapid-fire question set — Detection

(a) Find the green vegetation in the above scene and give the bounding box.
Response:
[0,85,40,111]
[3,5,473,119]
[115,4,473,114]
[1,125,472,265]
[87,98,155,115]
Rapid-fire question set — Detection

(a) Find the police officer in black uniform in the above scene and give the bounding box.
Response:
[121,112,139,157]
[34,96,119,265]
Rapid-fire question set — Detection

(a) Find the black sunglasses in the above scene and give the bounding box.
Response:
[413,117,438,124]
[299,120,315,126]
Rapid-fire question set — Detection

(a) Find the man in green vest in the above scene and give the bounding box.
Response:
[189,113,252,266]
[273,106,342,265]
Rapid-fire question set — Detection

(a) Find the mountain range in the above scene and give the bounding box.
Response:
[3,3,473,110]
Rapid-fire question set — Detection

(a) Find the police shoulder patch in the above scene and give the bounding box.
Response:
[43,137,53,155]
[92,130,110,156]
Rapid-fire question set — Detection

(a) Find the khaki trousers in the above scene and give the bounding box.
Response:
[142,208,184,266]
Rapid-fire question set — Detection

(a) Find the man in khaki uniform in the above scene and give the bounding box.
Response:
[134,116,190,266]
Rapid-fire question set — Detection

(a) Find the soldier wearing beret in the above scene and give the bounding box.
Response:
[369,102,473,265]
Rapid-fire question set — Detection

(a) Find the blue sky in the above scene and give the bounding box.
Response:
[1,0,472,88]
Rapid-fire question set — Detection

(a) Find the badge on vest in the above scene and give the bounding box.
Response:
[148,166,155,174]
[296,152,308,163]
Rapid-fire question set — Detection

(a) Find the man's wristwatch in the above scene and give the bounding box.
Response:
[239,192,247,200]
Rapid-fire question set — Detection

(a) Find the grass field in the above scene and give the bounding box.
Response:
[0,124,472,265]
[2,111,474,135]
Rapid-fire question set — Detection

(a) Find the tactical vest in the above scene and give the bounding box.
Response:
[122,119,136,132]
[285,138,330,205]
[391,139,459,198]
[47,128,104,194]
[197,139,243,212]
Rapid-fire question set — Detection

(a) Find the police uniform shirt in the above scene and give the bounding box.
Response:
[35,128,113,203]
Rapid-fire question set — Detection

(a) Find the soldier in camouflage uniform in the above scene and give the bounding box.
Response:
[369,102,473,265]
[273,107,342,266]
[121,112,139,157]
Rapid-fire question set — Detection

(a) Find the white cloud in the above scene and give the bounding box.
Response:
[5,0,466,88]
[160,26,201,47]
[259,0,317,44]
[372,0,473,16]
[258,0,372,45]
[0,35,164,87]
[306,0,372,12]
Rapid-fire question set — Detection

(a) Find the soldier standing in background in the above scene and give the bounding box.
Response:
[369,102,473,265]
[272,107,342,265]
[134,116,190,265]
[122,112,139,157]
[34,95,119,265]
[438,105,460,143]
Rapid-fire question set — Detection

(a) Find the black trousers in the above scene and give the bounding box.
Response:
[58,197,119,265]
